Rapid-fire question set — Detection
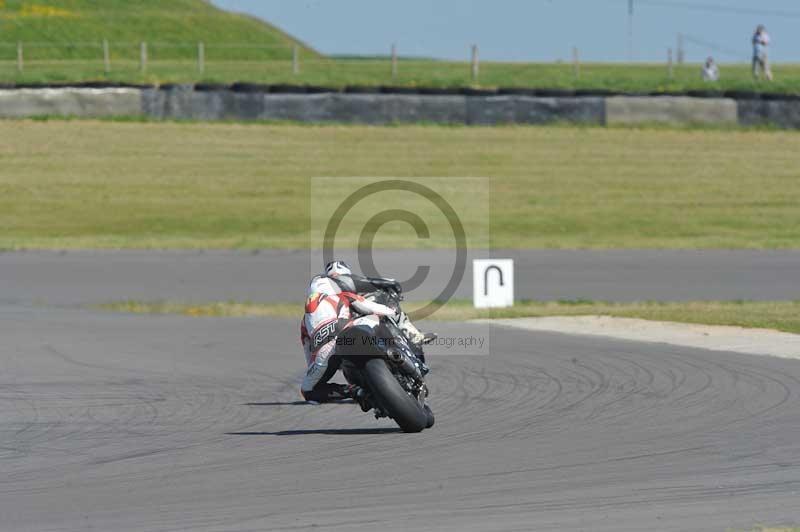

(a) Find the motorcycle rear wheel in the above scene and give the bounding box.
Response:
[364,358,428,433]
[424,405,435,429]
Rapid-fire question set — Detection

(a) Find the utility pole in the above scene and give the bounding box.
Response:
[628,0,634,61]
[677,33,685,64]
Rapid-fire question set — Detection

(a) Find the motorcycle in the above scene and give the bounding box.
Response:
[336,282,434,433]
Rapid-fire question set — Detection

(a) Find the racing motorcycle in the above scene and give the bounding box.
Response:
[336,281,435,433]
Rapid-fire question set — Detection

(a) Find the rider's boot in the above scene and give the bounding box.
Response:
[302,383,358,403]
[398,312,437,347]
[300,374,370,410]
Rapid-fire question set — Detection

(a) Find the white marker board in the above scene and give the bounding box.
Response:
[473,259,514,308]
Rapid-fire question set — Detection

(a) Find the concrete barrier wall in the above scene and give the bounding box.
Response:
[467,96,605,125]
[606,96,738,126]
[1,86,800,127]
[0,88,141,118]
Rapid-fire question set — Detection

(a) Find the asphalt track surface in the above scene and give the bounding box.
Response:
[2,252,800,531]
[2,249,799,305]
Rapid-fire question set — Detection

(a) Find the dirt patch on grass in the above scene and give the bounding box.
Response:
[483,315,800,359]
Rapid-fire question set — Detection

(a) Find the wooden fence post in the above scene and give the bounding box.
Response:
[16,41,23,73]
[391,43,398,80]
[140,41,147,73]
[667,47,673,80]
[572,47,580,80]
[471,44,479,83]
[103,39,111,74]
[198,42,205,74]
[292,44,299,75]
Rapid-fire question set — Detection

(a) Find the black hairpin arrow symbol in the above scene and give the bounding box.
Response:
[484,265,504,296]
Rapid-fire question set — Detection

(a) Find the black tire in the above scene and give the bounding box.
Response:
[424,405,435,429]
[364,358,428,433]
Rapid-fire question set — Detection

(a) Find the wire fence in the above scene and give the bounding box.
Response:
[0,41,302,73]
[0,40,791,89]
[0,41,492,87]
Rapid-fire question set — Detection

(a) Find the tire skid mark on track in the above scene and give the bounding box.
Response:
[2,312,800,531]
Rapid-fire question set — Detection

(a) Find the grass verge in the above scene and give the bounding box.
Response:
[3,57,800,95]
[2,121,800,249]
[98,299,800,335]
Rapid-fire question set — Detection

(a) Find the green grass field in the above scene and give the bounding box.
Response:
[1,120,799,250]
[99,299,800,335]
[3,56,800,94]
[0,1,797,92]
[0,0,316,64]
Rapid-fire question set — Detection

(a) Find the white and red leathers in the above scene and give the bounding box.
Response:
[299,275,398,398]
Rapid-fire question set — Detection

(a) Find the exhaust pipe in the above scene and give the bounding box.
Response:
[387,348,422,379]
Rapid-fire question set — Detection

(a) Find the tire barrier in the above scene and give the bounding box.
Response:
[738,98,800,128]
[143,88,603,125]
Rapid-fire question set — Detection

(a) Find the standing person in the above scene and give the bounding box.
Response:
[752,25,773,81]
[701,56,719,81]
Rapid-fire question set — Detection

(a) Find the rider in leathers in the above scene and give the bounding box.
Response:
[300,261,432,403]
